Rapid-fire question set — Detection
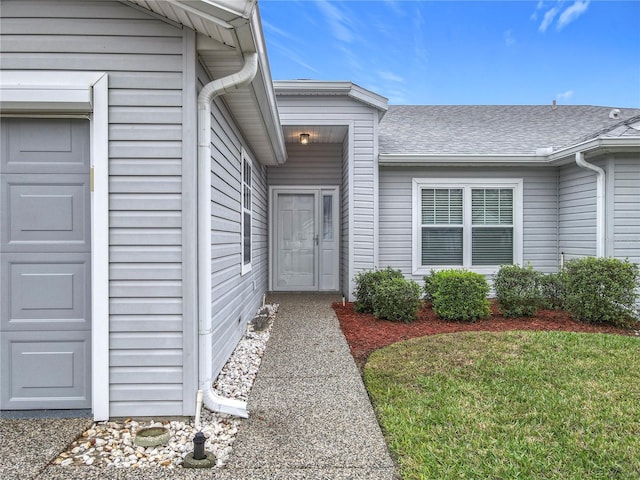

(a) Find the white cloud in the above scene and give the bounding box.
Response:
[269,40,320,75]
[262,20,298,42]
[537,1,590,32]
[316,0,354,43]
[539,5,560,32]
[504,29,516,46]
[557,0,590,31]
[413,7,428,65]
[530,0,545,21]
[556,90,575,102]
[378,71,404,83]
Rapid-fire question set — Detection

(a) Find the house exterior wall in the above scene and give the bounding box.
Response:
[558,161,598,260]
[0,0,267,418]
[1,0,189,417]
[267,143,343,186]
[199,62,269,387]
[275,95,378,298]
[612,154,640,266]
[378,166,560,283]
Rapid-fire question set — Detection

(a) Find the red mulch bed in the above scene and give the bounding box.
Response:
[333,301,636,370]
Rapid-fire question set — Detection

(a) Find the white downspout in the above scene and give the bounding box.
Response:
[575,152,605,257]
[197,52,259,418]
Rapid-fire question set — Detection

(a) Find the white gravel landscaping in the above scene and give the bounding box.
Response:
[53,304,278,469]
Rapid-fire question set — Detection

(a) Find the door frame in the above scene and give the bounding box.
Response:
[269,186,340,292]
[0,71,109,420]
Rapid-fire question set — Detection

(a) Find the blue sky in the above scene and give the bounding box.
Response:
[259,1,640,106]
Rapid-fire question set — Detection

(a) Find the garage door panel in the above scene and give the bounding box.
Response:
[0,118,90,174]
[1,117,91,411]
[1,253,90,331]
[1,173,90,252]
[1,331,91,410]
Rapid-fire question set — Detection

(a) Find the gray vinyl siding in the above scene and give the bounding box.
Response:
[378,166,559,283]
[198,65,268,384]
[276,96,378,299]
[2,0,269,418]
[267,143,342,186]
[0,0,187,417]
[613,155,640,265]
[558,162,598,260]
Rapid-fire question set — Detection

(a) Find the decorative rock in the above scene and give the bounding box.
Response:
[52,304,278,469]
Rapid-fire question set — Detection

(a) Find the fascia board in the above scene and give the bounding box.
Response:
[379,154,550,167]
[274,80,389,115]
[380,136,640,167]
[247,6,286,164]
[548,137,640,164]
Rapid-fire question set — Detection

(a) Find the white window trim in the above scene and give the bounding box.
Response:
[0,71,109,421]
[241,148,252,276]
[412,178,523,275]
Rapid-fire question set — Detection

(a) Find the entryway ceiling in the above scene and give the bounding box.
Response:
[282,125,349,144]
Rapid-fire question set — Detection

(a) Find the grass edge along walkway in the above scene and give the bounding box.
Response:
[364,331,640,480]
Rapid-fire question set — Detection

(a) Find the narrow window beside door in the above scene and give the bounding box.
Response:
[241,150,252,275]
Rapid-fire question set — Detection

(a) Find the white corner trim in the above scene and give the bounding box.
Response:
[412,178,523,276]
[90,74,110,422]
[347,122,355,300]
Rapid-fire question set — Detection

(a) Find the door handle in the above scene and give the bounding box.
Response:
[314,234,319,246]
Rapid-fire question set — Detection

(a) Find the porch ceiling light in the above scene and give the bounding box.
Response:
[299,133,310,145]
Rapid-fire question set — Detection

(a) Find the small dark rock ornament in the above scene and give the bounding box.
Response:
[182,431,215,468]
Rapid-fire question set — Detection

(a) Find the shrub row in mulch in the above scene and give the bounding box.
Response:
[333,300,637,370]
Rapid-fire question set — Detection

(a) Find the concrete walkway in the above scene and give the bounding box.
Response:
[1,293,397,480]
[223,293,397,479]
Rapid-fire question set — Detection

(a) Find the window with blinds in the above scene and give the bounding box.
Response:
[421,188,463,265]
[417,183,517,269]
[471,189,513,265]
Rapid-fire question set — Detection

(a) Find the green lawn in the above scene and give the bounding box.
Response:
[364,331,640,480]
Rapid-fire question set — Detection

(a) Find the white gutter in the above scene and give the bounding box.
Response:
[197,52,259,419]
[575,151,605,257]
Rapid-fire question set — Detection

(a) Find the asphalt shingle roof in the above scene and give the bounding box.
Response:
[378,105,640,156]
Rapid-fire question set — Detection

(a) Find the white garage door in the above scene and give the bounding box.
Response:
[1,118,91,410]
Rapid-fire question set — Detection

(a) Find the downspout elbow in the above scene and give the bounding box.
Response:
[575,152,605,257]
[197,53,259,419]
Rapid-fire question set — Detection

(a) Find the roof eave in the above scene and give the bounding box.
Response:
[378,153,550,167]
[379,136,640,167]
[125,0,286,166]
[274,80,389,117]
[548,136,640,164]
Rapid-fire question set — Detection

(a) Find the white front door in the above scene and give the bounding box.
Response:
[272,187,339,291]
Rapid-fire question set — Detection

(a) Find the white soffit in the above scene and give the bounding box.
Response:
[126,0,286,165]
[282,125,349,144]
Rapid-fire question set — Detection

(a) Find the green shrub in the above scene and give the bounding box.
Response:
[353,267,404,313]
[423,272,436,302]
[372,277,422,323]
[428,269,491,322]
[540,271,567,310]
[564,257,639,327]
[494,264,545,317]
